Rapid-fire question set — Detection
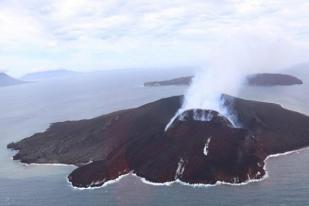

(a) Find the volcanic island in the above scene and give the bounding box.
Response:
[7,94,309,189]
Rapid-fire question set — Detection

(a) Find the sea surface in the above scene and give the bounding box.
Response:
[0,68,309,206]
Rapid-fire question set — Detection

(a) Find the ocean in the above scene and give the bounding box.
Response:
[0,68,309,206]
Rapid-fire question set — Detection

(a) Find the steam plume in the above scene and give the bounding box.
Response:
[166,34,295,130]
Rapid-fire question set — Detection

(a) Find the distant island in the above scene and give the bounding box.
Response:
[22,69,79,81]
[144,76,194,86]
[8,95,309,188]
[144,73,303,87]
[247,73,303,86]
[0,73,27,87]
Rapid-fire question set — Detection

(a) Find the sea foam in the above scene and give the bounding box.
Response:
[64,147,308,190]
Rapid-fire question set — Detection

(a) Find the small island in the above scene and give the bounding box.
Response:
[247,73,303,86]
[7,95,309,188]
[144,76,193,86]
[144,73,303,87]
[0,73,26,87]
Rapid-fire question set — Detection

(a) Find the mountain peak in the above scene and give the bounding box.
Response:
[0,72,25,87]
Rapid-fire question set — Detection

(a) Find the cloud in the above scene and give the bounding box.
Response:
[0,0,309,76]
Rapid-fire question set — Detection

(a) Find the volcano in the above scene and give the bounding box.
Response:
[7,95,309,188]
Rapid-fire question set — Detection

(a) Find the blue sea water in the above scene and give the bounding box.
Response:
[0,68,309,206]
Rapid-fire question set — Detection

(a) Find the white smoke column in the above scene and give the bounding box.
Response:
[181,38,252,126]
[166,34,294,130]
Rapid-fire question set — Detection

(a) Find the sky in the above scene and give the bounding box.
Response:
[0,0,309,76]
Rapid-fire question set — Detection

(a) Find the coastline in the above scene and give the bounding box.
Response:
[65,146,309,190]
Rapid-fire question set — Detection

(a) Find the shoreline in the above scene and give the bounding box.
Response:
[65,146,309,190]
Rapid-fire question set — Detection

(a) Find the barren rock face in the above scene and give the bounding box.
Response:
[7,95,309,188]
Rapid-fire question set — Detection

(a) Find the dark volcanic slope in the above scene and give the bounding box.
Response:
[144,73,303,87]
[8,97,181,165]
[8,95,309,188]
[0,73,26,87]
